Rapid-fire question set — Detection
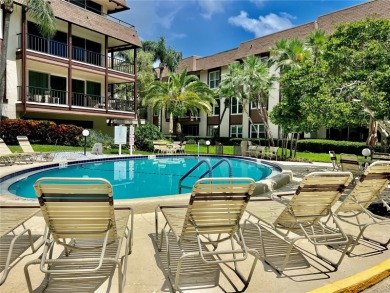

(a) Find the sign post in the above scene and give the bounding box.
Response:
[129,125,135,156]
[114,125,127,155]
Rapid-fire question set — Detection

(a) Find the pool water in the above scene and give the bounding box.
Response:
[8,156,273,199]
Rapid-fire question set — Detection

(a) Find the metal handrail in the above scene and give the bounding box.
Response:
[178,159,212,194]
[200,159,233,179]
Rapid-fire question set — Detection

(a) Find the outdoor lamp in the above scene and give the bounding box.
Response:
[206,140,211,154]
[82,129,90,156]
[362,148,371,159]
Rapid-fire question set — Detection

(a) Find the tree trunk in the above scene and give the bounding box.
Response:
[0,2,13,121]
[217,98,230,138]
[289,133,294,158]
[293,132,300,158]
[257,105,274,147]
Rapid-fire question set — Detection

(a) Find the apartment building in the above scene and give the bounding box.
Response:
[153,0,390,140]
[1,0,141,133]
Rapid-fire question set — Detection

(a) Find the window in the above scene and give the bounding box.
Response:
[251,98,269,110]
[250,124,265,138]
[207,125,218,136]
[212,99,220,116]
[69,0,102,14]
[28,71,49,98]
[231,125,242,138]
[208,70,220,88]
[231,97,242,115]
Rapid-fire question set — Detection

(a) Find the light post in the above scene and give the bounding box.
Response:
[362,148,371,160]
[206,140,210,154]
[82,129,90,156]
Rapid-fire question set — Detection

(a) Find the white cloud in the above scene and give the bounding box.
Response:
[228,11,295,37]
[197,0,225,19]
[169,33,187,40]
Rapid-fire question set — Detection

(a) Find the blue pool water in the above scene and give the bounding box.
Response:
[8,156,274,199]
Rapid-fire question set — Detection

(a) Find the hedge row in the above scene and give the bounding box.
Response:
[185,137,376,155]
[0,119,83,146]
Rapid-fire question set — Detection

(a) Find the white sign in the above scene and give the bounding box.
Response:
[129,134,135,145]
[114,126,127,145]
[129,125,135,135]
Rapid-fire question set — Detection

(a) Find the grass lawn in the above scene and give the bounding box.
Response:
[7,143,335,163]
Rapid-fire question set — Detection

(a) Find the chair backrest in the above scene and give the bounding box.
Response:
[17,136,35,153]
[0,139,13,155]
[256,146,266,154]
[335,161,390,213]
[273,172,353,229]
[329,151,338,169]
[179,177,256,241]
[34,177,118,243]
[340,153,361,175]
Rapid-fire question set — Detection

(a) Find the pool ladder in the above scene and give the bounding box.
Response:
[178,159,233,193]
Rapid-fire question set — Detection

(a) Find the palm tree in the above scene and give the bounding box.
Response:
[0,0,56,120]
[142,36,182,81]
[269,37,310,156]
[215,62,242,137]
[306,29,327,64]
[115,49,155,125]
[240,55,277,146]
[269,38,310,72]
[143,69,215,138]
[217,56,276,145]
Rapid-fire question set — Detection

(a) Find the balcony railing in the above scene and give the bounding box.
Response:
[108,56,134,74]
[18,34,135,74]
[18,86,134,112]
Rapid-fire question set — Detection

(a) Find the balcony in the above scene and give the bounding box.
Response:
[18,86,135,112]
[18,34,134,75]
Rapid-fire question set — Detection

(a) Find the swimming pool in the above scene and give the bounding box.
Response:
[7,155,277,200]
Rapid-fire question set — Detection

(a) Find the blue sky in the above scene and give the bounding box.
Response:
[118,0,368,58]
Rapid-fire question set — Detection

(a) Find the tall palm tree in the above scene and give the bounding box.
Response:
[115,49,155,125]
[269,37,309,155]
[215,62,242,137]
[143,69,215,138]
[306,29,327,64]
[269,38,310,72]
[0,0,56,120]
[142,36,182,81]
[240,55,277,146]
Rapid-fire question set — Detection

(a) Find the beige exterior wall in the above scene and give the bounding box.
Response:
[4,5,22,119]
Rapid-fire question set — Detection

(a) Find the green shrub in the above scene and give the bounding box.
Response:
[0,119,83,146]
[296,139,377,155]
[134,123,164,151]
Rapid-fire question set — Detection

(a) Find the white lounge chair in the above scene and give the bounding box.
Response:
[16,136,54,162]
[244,172,353,274]
[328,161,390,253]
[24,178,133,293]
[0,205,43,285]
[0,138,33,165]
[155,177,258,291]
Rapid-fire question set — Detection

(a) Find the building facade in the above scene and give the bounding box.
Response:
[1,0,141,134]
[151,0,390,140]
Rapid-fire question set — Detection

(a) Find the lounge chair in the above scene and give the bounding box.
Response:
[244,172,353,274]
[340,153,362,181]
[265,146,279,160]
[327,161,390,253]
[329,151,340,170]
[155,177,258,291]
[245,145,258,157]
[24,178,133,293]
[0,205,43,285]
[16,136,54,162]
[0,138,33,165]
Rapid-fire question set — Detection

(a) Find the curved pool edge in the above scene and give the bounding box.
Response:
[0,154,292,213]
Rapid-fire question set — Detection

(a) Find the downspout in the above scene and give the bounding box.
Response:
[22,6,26,115]
[67,22,72,109]
[105,35,108,112]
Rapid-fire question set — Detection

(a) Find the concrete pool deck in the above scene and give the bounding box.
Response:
[0,155,389,292]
